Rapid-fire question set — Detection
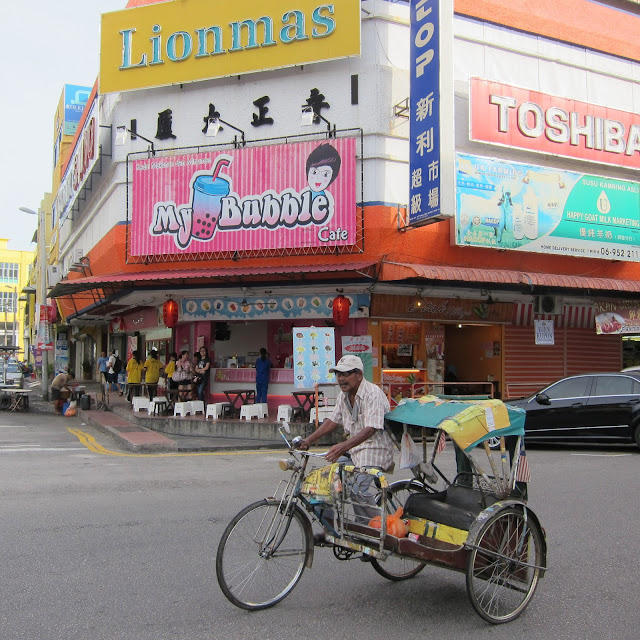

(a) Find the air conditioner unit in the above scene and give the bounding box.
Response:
[47,265,62,287]
[534,295,563,315]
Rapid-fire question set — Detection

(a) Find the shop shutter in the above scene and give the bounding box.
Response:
[503,326,565,398]
[565,329,621,375]
[504,326,621,398]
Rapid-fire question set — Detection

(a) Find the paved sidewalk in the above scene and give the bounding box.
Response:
[23,379,303,453]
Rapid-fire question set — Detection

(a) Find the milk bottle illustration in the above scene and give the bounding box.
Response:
[523,186,539,240]
[512,203,524,240]
[189,157,232,241]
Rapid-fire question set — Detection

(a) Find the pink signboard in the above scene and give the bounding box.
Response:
[131,138,357,256]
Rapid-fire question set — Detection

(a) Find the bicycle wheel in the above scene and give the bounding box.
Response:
[371,480,427,581]
[216,499,311,610]
[466,507,543,624]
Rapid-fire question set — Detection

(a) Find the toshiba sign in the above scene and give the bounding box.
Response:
[470,78,640,171]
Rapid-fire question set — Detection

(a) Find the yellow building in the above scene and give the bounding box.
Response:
[0,239,35,358]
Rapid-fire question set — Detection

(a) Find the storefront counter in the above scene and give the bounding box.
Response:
[210,368,296,409]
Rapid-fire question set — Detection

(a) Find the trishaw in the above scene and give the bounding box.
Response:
[216,396,547,624]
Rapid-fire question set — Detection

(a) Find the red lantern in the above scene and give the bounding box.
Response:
[332,294,351,327]
[162,299,179,329]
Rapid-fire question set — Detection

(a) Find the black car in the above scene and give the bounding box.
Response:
[506,372,640,449]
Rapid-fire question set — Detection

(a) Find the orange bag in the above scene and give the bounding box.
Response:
[368,506,408,538]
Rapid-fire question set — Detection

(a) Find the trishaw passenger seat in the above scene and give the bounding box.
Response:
[404,486,499,532]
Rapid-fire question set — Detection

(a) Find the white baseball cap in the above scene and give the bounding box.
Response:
[330,355,364,373]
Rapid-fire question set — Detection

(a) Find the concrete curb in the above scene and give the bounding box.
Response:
[78,407,178,453]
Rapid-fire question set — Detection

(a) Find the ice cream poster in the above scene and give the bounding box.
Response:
[130,138,356,256]
[455,153,640,261]
[292,327,336,388]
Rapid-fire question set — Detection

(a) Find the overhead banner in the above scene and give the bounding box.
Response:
[471,78,640,171]
[409,0,455,225]
[180,293,370,321]
[100,0,361,93]
[131,137,356,255]
[595,300,640,335]
[455,153,640,261]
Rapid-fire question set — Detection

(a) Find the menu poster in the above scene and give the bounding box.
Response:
[342,335,373,381]
[292,327,336,388]
[381,321,421,344]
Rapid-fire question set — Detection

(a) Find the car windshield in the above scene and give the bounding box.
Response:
[7,364,21,373]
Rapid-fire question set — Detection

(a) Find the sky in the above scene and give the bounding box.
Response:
[0,0,128,252]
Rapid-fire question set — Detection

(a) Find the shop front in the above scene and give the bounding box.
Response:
[370,294,511,403]
[175,291,370,409]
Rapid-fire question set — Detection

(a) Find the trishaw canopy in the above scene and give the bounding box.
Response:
[385,396,526,452]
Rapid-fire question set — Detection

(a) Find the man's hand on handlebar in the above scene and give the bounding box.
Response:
[294,437,310,451]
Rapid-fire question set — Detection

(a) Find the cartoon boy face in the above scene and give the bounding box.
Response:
[307,165,333,192]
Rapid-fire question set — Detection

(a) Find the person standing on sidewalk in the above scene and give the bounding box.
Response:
[97,351,109,385]
[107,350,123,395]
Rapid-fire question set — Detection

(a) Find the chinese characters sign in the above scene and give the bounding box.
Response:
[100,0,361,93]
[455,153,640,261]
[409,0,454,226]
[471,78,640,171]
[130,138,356,256]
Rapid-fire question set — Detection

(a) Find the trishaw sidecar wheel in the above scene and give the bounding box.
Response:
[216,499,311,610]
[371,480,427,581]
[466,507,543,624]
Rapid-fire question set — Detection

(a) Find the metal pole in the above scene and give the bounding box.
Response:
[39,209,49,401]
[13,286,17,351]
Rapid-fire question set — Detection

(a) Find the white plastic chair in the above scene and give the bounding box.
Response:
[240,405,260,420]
[309,407,333,423]
[206,404,221,420]
[147,396,168,416]
[190,400,205,415]
[173,402,191,417]
[277,404,293,421]
[255,403,268,418]
[132,397,150,413]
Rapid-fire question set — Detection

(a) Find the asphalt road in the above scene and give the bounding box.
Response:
[1,410,638,640]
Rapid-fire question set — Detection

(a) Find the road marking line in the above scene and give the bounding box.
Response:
[570,453,631,457]
[0,447,87,453]
[0,425,28,428]
[67,428,284,458]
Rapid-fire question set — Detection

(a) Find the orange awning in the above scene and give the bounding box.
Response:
[380,261,640,293]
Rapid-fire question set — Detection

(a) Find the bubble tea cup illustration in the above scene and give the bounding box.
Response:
[190,157,232,241]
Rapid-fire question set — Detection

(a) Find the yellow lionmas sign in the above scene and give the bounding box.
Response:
[100,0,361,94]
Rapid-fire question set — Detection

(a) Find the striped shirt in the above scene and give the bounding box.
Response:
[330,378,394,470]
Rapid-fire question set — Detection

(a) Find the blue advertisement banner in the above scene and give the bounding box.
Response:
[455,153,640,261]
[409,0,441,224]
[181,293,370,321]
[292,327,336,388]
[63,84,91,135]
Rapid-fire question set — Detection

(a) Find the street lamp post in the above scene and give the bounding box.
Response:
[20,207,49,401]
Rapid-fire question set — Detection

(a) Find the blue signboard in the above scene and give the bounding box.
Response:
[409,0,441,225]
[63,84,91,135]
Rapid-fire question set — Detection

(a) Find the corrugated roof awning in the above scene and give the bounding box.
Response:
[380,261,640,293]
[49,261,377,298]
